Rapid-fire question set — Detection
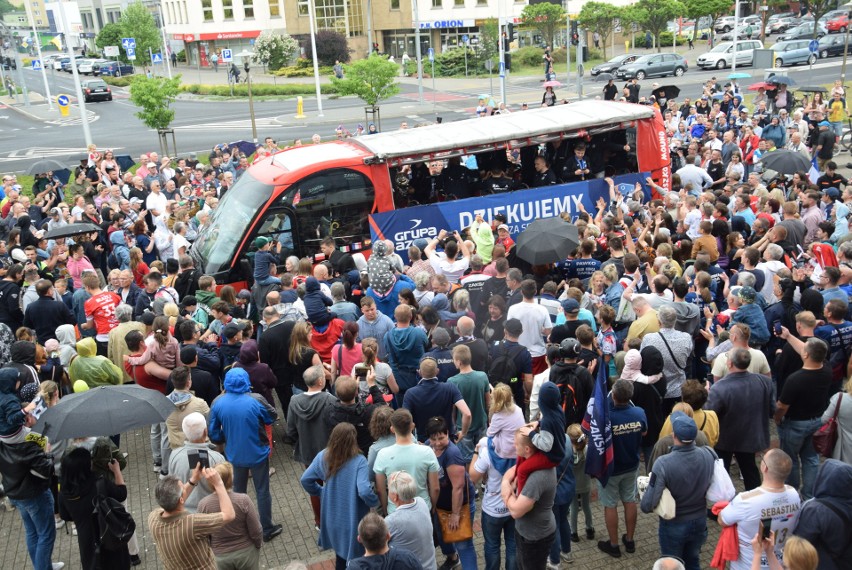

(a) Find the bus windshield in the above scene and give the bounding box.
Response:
[191,170,276,275]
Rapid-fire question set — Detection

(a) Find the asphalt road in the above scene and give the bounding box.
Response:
[0,56,848,174]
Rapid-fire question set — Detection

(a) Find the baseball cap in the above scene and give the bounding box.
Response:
[253,236,270,249]
[222,321,246,339]
[50,207,61,216]
[819,120,832,127]
[129,197,143,204]
[561,298,580,314]
[147,162,157,168]
[738,285,757,303]
[671,411,698,443]
[740,107,749,113]
[504,318,523,336]
[497,224,510,232]
[826,187,841,200]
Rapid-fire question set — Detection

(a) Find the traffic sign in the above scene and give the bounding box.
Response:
[809,39,819,53]
[462,34,469,44]
[104,45,119,57]
[221,48,233,62]
[121,37,136,50]
[31,59,41,71]
[152,52,163,64]
[56,94,70,117]
[427,47,434,62]
[499,61,505,78]
[126,46,136,61]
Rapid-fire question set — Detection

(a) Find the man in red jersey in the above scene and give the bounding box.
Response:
[81,271,121,356]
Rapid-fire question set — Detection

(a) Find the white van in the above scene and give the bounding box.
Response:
[696,40,764,69]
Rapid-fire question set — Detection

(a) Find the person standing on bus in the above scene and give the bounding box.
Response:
[253,237,282,287]
[564,143,592,182]
[441,157,477,200]
[532,156,558,187]
[481,165,519,194]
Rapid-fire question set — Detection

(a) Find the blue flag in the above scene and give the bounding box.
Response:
[581,357,614,487]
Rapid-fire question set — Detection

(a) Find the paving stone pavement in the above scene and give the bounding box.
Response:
[1,417,764,570]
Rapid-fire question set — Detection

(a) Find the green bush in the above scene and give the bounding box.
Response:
[514,46,546,68]
[101,75,136,87]
[272,59,334,77]
[634,32,688,48]
[179,83,338,96]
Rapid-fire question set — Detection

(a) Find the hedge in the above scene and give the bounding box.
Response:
[179,83,338,96]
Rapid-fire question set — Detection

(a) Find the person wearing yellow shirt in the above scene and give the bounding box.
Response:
[828,91,846,141]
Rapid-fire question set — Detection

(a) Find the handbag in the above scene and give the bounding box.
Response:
[706,456,736,504]
[436,507,473,543]
[636,475,676,520]
[813,395,842,458]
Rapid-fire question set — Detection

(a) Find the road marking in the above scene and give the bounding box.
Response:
[172,117,290,130]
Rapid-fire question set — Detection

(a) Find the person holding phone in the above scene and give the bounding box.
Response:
[167,412,226,513]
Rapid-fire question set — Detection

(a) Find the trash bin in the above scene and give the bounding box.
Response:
[581,46,589,62]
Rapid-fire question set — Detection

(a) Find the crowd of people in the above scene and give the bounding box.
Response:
[1,81,852,570]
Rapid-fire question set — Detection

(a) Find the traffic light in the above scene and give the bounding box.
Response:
[244,61,250,73]
[504,53,511,71]
[507,22,514,42]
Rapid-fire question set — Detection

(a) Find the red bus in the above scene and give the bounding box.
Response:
[189,101,670,287]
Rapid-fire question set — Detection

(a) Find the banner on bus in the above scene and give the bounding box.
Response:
[369,172,649,260]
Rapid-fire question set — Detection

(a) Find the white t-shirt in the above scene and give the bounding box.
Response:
[473,437,512,518]
[146,191,167,215]
[711,347,770,379]
[172,233,190,258]
[429,253,470,284]
[719,485,801,570]
[684,209,703,239]
[507,301,551,357]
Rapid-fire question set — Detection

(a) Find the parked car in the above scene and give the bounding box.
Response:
[615,53,688,80]
[772,39,818,66]
[78,59,107,75]
[820,9,848,26]
[817,33,848,58]
[95,61,134,77]
[778,22,827,41]
[696,40,764,69]
[768,16,798,34]
[82,79,112,102]
[53,57,69,70]
[590,53,640,75]
[826,14,849,33]
[715,16,737,33]
[719,29,751,41]
[60,58,75,72]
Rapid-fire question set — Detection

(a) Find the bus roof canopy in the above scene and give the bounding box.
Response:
[350,101,655,167]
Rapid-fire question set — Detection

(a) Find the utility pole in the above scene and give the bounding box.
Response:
[413,0,424,105]
[23,3,53,109]
[57,1,92,146]
[306,0,324,116]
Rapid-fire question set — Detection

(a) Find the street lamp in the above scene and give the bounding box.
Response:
[237,50,257,143]
[56,2,92,147]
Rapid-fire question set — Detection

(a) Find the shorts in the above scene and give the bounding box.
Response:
[598,469,639,508]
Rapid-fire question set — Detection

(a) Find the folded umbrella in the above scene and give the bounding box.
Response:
[33,385,176,441]
[758,150,812,176]
[514,217,580,265]
[43,222,103,240]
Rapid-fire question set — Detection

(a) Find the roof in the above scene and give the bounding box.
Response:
[347,100,655,166]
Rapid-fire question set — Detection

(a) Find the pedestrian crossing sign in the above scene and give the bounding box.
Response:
[31,59,41,71]
[152,52,163,64]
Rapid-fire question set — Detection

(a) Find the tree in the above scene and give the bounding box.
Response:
[634,0,687,52]
[116,2,160,65]
[577,2,622,58]
[477,18,500,67]
[331,54,399,109]
[803,0,836,37]
[684,0,731,46]
[0,0,16,17]
[301,30,350,66]
[129,75,181,130]
[520,2,566,50]
[95,23,126,62]
[252,31,299,70]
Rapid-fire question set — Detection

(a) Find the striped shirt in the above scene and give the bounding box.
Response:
[148,509,225,570]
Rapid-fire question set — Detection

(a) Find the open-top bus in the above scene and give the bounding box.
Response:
[189,101,671,287]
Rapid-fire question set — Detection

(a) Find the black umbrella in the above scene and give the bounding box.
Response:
[797,85,828,93]
[27,158,68,175]
[115,154,136,172]
[768,75,796,86]
[230,140,260,157]
[593,73,614,82]
[514,217,580,265]
[52,168,71,185]
[33,385,176,441]
[654,85,680,100]
[43,222,103,240]
[758,150,812,175]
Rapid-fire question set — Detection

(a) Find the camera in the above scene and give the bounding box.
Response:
[640,263,648,272]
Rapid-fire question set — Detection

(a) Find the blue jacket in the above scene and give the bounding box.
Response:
[383,325,427,392]
[303,277,333,325]
[367,274,415,319]
[109,231,130,271]
[534,382,567,465]
[208,368,275,467]
[553,434,576,506]
[731,303,770,346]
[0,368,24,437]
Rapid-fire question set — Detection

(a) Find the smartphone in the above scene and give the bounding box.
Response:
[761,518,772,540]
[198,449,210,469]
[773,321,782,336]
[187,450,200,470]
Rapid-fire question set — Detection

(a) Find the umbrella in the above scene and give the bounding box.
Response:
[228,140,259,158]
[514,217,580,265]
[728,72,751,79]
[797,85,829,93]
[52,168,71,185]
[768,75,796,86]
[27,158,68,175]
[593,73,614,82]
[653,85,680,100]
[43,222,103,240]
[747,82,775,91]
[543,80,562,88]
[115,154,135,172]
[711,92,726,100]
[758,150,812,176]
[33,385,176,441]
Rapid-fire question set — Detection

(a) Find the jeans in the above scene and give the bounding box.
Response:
[515,530,555,570]
[150,422,168,464]
[778,417,822,500]
[549,503,572,564]
[457,428,483,464]
[10,488,57,570]
[481,511,516,570]
[570,491,593,533]
[232,458,274,535]
[255,275,281,286]
[716,449,761,492]
[832,121,843,139]
[658,517,708,570]
[435,502,478,569]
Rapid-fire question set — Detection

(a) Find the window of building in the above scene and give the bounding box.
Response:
[476,0,486,5]
[390,0,399,8]
[223,0,234,19]
[454,0,463,6]
[297,0,308,16]
[269,0,281,16]
[201,0,214,20]
[431,0,440,7]
[244,0,254,18]
[36,19,42,24]
[313,0,364,36]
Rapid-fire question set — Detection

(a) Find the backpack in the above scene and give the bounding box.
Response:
[93,478,136,548]
[487,342,524,386]
[640,346,665,377]
[550,363,581,425]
